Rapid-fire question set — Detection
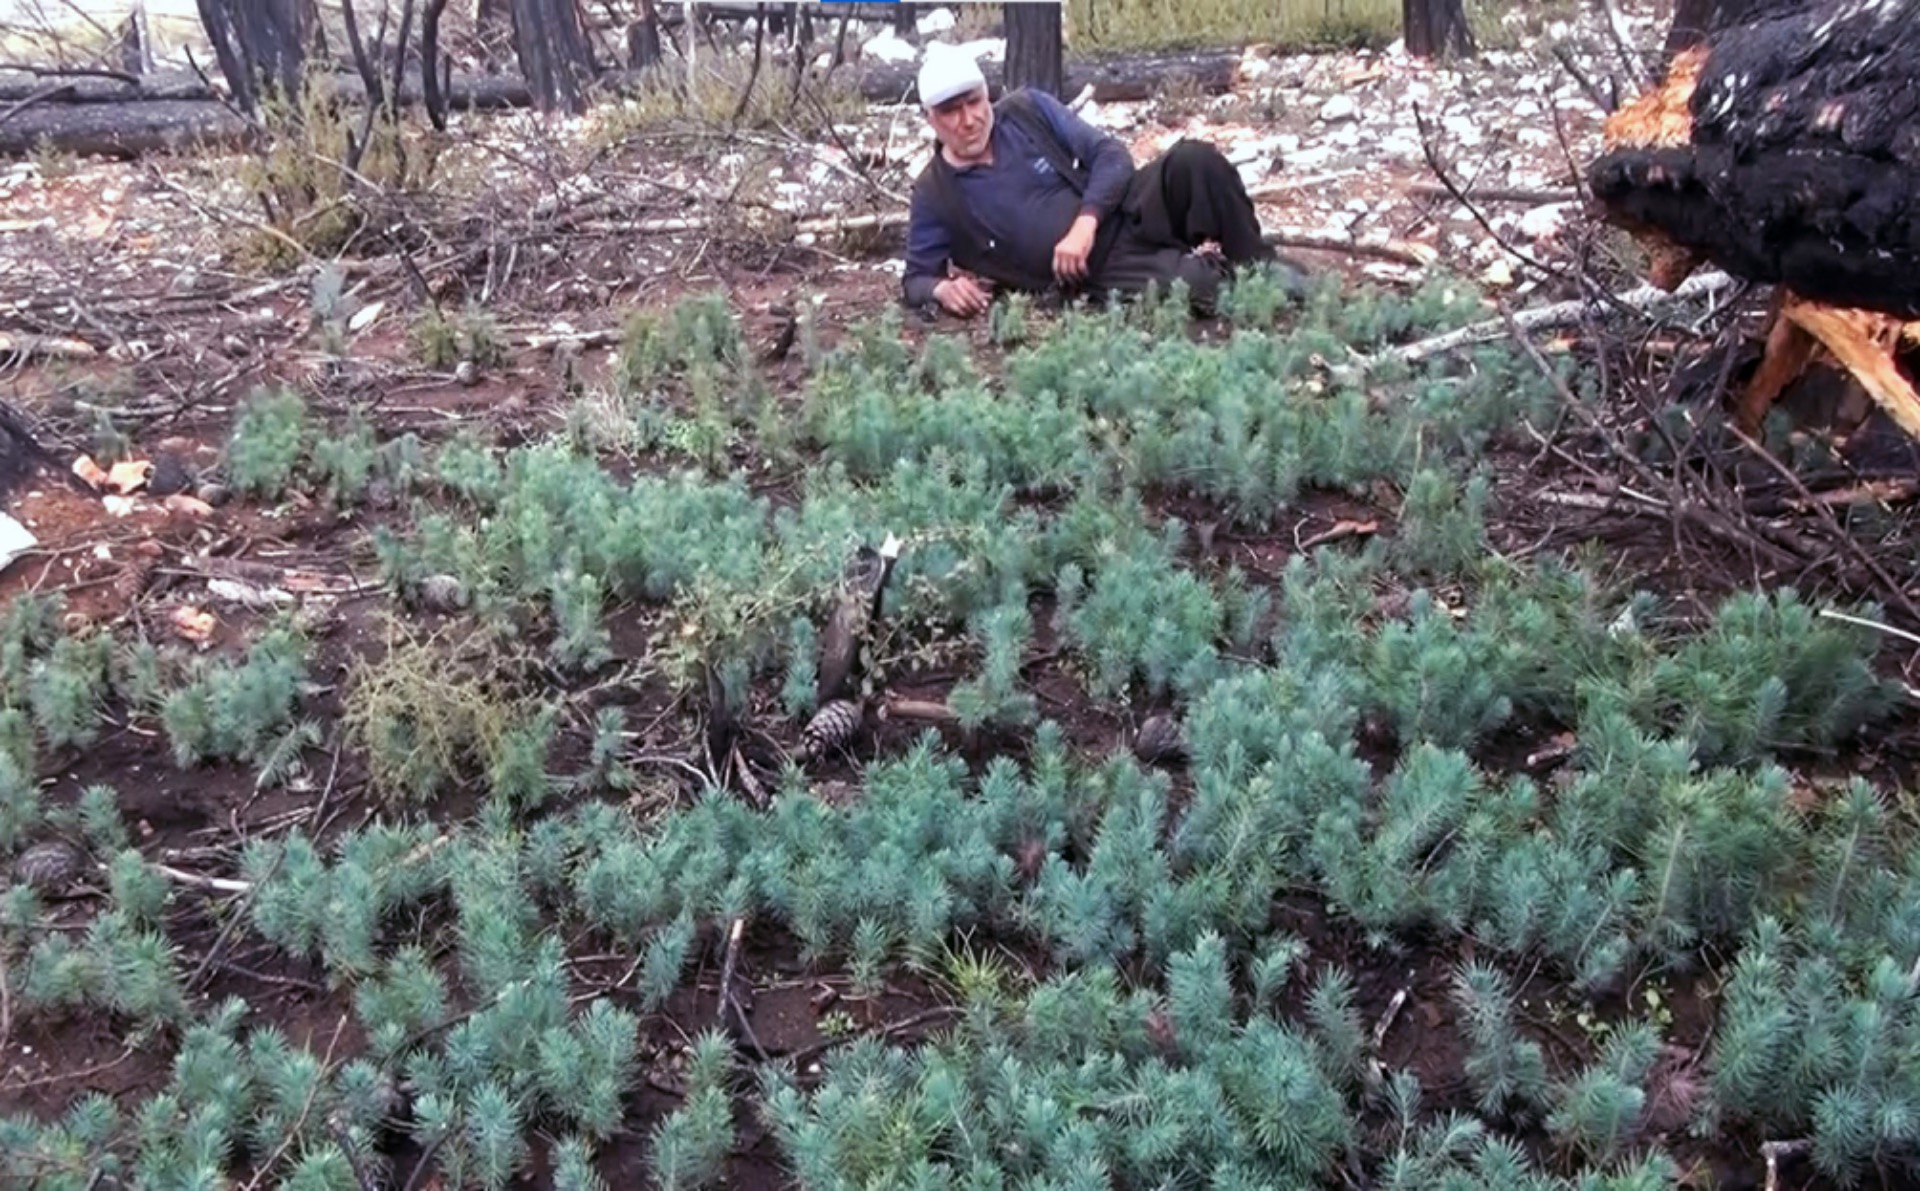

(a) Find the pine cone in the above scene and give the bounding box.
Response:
[1133,714,1187,765]
[14,839,84,891]
[797,699,863,762]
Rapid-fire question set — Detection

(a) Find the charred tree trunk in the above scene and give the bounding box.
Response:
[1402,0,1475,61]
[894,3,916,36]
[117,2,153,75]
[421,0,452,129]
[629,0,664,68]
[194,0,314,114]
[508,0,595,113]
[1004,2,1063,97]
[476,0,514,67]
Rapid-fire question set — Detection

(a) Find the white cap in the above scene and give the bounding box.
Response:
[918,42,986,108]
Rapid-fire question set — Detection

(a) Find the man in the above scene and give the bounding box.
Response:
[903,41,1300,318]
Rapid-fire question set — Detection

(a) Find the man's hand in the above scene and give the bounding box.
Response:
[933,271,993,317]
[1053,213,1099,284]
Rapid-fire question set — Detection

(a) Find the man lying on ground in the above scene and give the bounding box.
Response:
[902,41,1306,319]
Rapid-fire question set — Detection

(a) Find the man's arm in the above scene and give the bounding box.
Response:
[902,185,953,307]
[1028,88,1134,221]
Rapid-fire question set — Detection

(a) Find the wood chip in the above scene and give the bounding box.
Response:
[169,605,215,643]
[163,494,215,517]
[106,459,152,494]
[72,455,110,489]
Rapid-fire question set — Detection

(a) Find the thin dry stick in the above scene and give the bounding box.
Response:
[1727,423,1920,626]
[1761,1138,1810,1191]
[1818,607,1920,650]
[716,915,746,1027]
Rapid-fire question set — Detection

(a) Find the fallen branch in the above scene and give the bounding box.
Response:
[716,914,746,1027]
[147,862,251,894]
[1347,268,1738,372]
[1406,181,1580,205]
[1263,229,1437,267]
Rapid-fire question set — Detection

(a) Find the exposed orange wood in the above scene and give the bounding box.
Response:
[1738,296,1820,432]
[1782,299,1920,442]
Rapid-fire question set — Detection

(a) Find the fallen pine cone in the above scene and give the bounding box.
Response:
[797,699,863,762]
[1133,714,1187,765]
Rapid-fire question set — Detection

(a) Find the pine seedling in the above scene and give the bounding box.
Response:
[1166,930,1234,1056]
[412,305,461,369]
[1250,933,1307,1007]
[226,385,309,499]
[309,411,380,507]
[547,569,613,672]
[1307,964,1368,1092]
[780,616,819,718]
[1452,960,1551,1121]
[638,913,696,1011]
[552,1136,611,1191]
[27,631,110,749]
[0,747,42,853]
[1391,466,1490,580]
[466,1080,529,1191]
[106,849,168,928]
[583,705,635,793]
[487,703,557,811]
[77,783,127,851]
[849,916,893,997]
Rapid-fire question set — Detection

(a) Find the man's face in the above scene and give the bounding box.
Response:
[929,87,993,161]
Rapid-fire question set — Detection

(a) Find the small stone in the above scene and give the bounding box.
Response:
[417,573,469,612]
[1317,95,1358,123]
[195,482,232,507]
[147,453,193,497]
[454,359,478,386]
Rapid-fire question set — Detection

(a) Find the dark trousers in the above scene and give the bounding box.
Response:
[1090,140,1291,314]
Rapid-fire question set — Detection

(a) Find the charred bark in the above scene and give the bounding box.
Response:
[1402,0,1476,61]
[1004,2,1064,97]
[193,0,315,114]
[628,0,664,67]
[1591,0,1920,318]
[420,0,452,128]
[508,0,595,112]
[0,99,251,159]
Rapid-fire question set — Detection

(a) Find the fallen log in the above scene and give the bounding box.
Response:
[0,99,252,159]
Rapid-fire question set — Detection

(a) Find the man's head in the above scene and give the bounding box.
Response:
[918,43,992,162]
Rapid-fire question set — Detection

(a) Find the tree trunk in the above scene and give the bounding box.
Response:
[194,0,314,114]
[421,0,453,129]
[629,0,663,68]
[1004,2,1063,97]
[1402,0,1475,61]
[894,3,916,36]
[507,0,594,113]
[117,2,153,75]
[476,0,514,67]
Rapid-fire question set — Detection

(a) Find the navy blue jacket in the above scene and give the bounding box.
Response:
[903,88,1137,306]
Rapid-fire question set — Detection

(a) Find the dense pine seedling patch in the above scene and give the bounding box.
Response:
[4,272,1918,1189]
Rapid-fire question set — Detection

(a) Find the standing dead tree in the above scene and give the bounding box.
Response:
[193,0,315,116]
[1402,0,1476,61]
[509,0,596,113]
